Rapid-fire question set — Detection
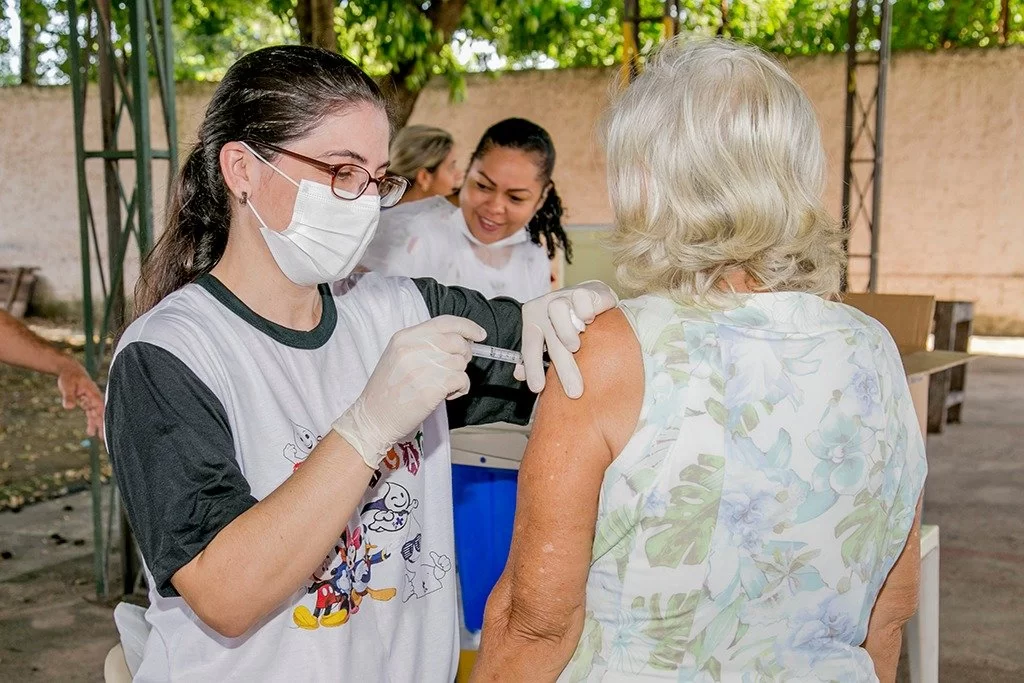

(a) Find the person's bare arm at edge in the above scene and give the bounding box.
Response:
[473,309,643,681]
[0,308,104,440]
[863,498,924,682]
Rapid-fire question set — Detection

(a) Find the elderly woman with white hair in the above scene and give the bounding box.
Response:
[472,38,926,682]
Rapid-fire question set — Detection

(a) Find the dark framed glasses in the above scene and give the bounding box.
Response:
[253,142,409,207]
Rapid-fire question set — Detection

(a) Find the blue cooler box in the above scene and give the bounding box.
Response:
[449,424,531,638]
[452,463,518,632]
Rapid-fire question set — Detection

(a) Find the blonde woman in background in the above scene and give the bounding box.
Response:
[474,38,925,682]
[389,125,463,205]
[357,125,463,283]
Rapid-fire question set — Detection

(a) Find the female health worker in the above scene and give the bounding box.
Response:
[360,118,571,302]
[360,117,575,647]
[103,46,614,681]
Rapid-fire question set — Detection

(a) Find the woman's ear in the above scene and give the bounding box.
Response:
[415,167,433,192]
[220,142,255,201]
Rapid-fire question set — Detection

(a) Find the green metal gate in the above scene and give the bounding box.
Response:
[67,0,178,597]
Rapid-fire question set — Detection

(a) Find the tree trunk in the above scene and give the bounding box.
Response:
[295,0,336,51]
[384,0,469,129]
[717,0,730,36]
[295,0,312,45]
[382,63,422,129]
[312,0,335,50]
[18,0,35,86]
[998,0,1010,45]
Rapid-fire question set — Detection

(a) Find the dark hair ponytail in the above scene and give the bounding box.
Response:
[527,183,571,262]
[134,139,230,317]
[471,118,573,264]
[133,45,388,318]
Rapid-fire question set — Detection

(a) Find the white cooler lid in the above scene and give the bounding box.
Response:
[449,422,532,471]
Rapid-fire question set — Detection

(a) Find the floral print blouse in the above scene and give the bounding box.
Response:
[560,292,926,682]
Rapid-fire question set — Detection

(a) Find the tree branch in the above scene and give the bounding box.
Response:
[295,0,336,50]
[384,0,469,127]
[998,0,1010,45]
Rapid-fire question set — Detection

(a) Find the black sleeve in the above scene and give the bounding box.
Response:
[413,278,537,428]
[105,342,257,598]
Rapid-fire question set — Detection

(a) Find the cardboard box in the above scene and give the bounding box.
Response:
[843,293,974,437]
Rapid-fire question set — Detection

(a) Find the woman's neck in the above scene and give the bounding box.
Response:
[719,269,760,293]
[398,186,431,205]
[210,224,323,331]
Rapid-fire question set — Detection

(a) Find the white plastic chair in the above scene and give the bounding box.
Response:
[908,524,940,683]
[104,602,148,682]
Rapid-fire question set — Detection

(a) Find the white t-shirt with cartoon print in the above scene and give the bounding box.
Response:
[106,273,533,682]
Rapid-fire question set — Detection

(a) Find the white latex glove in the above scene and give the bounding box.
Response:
[514,280,619,399]
[333,315,486,468]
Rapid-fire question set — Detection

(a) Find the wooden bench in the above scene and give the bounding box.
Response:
[928,301,974,433]
[0,266,38,319]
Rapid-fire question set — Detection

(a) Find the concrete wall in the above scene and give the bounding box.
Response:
[1,49,1022,332]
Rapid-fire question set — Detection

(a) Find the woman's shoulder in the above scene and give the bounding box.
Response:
[117,283,219,355]
[553,307,644,454]
[112,283,233,396]
[580,308,641,380]
[382,196,460,229]
[366,197,461,274]
[329,272,430,327]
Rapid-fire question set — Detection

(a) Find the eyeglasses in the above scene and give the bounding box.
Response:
[253,142,409,207]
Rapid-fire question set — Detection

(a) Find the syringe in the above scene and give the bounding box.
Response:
[470,343,524,366]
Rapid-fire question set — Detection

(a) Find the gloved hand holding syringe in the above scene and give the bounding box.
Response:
[335,282,617,468]
[470,308,583,368]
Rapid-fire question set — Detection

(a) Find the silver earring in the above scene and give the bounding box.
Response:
[239,192,248,206]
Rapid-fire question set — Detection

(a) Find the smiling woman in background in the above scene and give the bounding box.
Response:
[360,117,571,302]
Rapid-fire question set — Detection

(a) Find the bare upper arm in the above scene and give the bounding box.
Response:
[496,308,644,633]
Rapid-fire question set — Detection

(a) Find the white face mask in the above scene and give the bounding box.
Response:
[457,215,530,249]
[242,142,381,287]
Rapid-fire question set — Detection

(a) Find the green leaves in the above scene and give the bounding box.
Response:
[593,499,644,581]
[3,0,1022,91]
[173,1,293,81]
